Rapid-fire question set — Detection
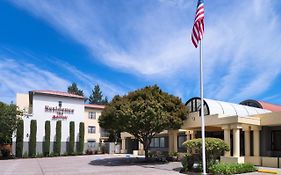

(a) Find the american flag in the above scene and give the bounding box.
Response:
[191,0,204,48]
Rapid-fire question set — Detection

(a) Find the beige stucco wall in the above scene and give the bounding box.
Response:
[84,108,103,143]
[221,156,245,164]
[261,157,279,168]
[245,156,261,165]
[16,93,29,110]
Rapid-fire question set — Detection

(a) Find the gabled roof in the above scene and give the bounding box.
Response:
[84,104,105,109]
[31,90,85,99]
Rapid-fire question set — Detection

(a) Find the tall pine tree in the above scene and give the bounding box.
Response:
[67,82,84,96]
[88,84,108,105]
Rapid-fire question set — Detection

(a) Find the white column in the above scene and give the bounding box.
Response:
[168,130,178,153]
[185,130,191,153]
[233,128,240,157]
[253,126,261,157]
[121,137,127,154]
[222,125,231,157]
[244,126,250,157]
[138,142,144,155]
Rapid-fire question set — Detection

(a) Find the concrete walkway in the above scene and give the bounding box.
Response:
[0,154,182,175]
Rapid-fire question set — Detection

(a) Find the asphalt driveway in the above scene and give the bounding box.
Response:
[0,154,182,175]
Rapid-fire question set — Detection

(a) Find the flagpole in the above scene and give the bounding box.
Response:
[199,39,207,175]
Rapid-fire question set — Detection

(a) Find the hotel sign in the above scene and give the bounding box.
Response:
[45,105,74,120]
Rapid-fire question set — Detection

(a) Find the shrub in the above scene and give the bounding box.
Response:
[209,163,257,175]
[86,149,93,155]
[68,121,75,155]
[43,121,50,156]
[16,119,24,158]
[183,137,229,168]
[181,154,194,172]
[28,120,37,157]
[54,121,61,155]
[78,122,84,154]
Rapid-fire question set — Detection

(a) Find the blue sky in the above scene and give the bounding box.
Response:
[1,0,281,105]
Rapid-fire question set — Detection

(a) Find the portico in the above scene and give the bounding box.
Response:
[120,97,281,167]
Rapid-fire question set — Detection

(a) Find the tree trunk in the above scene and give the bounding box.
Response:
[144,147,149,159]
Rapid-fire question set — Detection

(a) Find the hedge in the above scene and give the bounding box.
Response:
[78,122,84,154]
[68,121,75,154]
[209,163,257,175]
[54,120,61,155]
[43,120,50,156]
[28,120,37,157]
[16,119,24,158]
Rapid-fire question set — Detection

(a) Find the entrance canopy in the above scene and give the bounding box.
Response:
[186,97,271,117]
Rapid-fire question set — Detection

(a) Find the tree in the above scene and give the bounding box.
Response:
[0,102,20,144]
[78,122,85,154]
[43,121,50,156]
[88,84,108,105]
[29,120,37,157]
[67,82,84,96]
[16,119,24,158]
[54,120,61,155]
[68,121,75,155]
[99,85,188,158]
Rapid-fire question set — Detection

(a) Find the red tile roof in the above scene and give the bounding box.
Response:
[84,104,105,109]
[257,101,281,112]
[31,90,85,99]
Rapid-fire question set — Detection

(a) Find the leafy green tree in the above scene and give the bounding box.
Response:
[99,85,188,158]
[29,120,37,157]
[88,84,108,105]
[78,122,84,154]
[54,121,61,155]
[68,121,75,155]
[16,119,24,158]
[0,102,20,144]
[43,121,50,156]
[67,82,84,96]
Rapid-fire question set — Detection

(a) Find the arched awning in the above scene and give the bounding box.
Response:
[186,97,271,117]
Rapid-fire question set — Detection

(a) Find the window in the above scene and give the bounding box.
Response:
[271,131,281,151]
[150,137,166,148]
[88,126,96,134]
[87,140,96,148]
[186,98,209,115]
[178,135,186,149]
[88,112,96,119]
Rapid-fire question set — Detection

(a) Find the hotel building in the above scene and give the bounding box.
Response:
[14,90,105,154]
[121,97,281,168]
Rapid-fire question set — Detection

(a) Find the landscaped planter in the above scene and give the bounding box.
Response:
[0,144,12,158]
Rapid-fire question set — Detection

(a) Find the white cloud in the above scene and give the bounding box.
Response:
[0,58,70,103]
[49,59,126,98]
[9,0,281,102]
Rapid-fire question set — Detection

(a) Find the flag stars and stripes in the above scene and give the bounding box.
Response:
[191,0,205,48]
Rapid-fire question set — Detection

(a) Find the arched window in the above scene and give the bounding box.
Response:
[186,97,210,115]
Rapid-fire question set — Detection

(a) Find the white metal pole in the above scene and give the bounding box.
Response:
[200,39,207,175]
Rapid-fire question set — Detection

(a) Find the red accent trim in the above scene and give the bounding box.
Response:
[84,104,105,109]
[32,90,84,99]
[258,101,281,112]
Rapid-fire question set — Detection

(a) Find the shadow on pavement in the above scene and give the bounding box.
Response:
[89,157,168,166]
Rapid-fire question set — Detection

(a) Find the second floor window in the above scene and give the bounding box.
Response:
[88,126,96,134]
[88,112,96,119]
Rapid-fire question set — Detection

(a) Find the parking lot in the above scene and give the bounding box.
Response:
[0,154,182,175]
